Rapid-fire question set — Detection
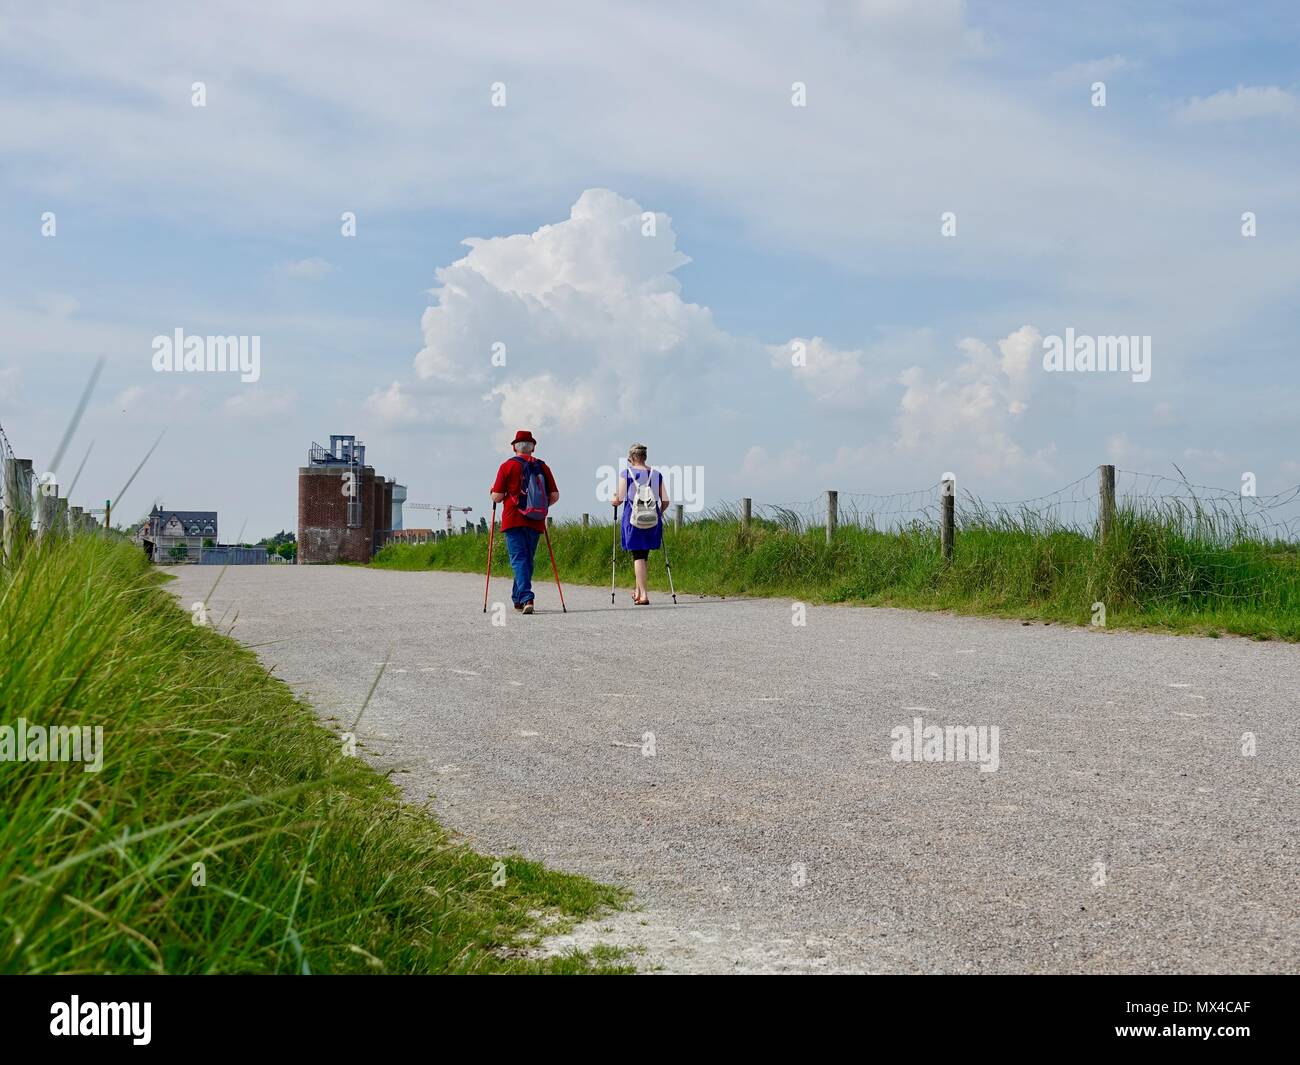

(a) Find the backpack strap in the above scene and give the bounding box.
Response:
[513,454,546,482]
[512,455,541,505]
[638,467,658,498]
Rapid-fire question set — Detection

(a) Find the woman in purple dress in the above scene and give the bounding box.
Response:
[612,443,670,605]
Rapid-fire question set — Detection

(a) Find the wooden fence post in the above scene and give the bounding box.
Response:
[674,503,683,532]
[3,458,34,561]
[582,513,589,529]
[18,460,34,537]
[1098,464,1116,544]
[2,458,23,562]
[826,490,837,545]
[35,488,55,541]
[741,497,751,529]
[940,475,955,563]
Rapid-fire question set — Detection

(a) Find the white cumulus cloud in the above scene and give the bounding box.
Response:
[1051,55,1133,85]
[222,389,296,419]
[1176,85,1300,124]
[277,257,335,281]
[770,337,875,410]
[894,326,1052,475]
[406,188,732,443]
[380,191,1058,503]
[364,381,423,425]
[0,366,23,405]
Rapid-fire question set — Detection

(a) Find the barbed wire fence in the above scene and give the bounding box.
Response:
[671,464,1299,610]
[959,470,1099,534]
[0,415,29,564]
[704,464,1300,547]
[1,416,102,566]
[1115,469,1300,544]
[757,483,946,534]
[678,464,1300,612]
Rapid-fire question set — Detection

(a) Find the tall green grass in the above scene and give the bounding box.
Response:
[374,507,1300,640]
[0,534,628,973]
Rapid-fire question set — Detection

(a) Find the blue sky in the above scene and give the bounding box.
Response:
[1,0,1297,537]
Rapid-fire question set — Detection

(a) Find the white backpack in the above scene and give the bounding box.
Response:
[628,467,660,530]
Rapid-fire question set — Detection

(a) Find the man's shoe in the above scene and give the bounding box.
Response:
[522,602,535,614]
[514,603,524,611]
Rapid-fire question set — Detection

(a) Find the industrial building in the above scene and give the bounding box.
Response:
[297,434,402,564]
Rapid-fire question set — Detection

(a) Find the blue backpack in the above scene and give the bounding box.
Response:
[512,456,550,519]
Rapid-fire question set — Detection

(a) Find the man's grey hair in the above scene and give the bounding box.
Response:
[513,441,535,454]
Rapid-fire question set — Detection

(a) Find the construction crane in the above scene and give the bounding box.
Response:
[406,503,473,534]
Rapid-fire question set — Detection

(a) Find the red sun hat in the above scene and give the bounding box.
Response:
[510,429,537,446]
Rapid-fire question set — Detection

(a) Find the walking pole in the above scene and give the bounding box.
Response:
[542,520,566,613]
[482,502,497,612]
[611,501,618,605]
[661,513,678,605]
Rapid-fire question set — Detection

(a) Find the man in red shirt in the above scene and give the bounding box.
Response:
[490,430,560,614]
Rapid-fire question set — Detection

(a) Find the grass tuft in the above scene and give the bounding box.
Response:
[0,535,629,973]
[374,506,1300,640]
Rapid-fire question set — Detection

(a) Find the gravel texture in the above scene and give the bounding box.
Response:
[168,565,1299,973]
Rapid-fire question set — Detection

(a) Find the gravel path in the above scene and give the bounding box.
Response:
[168,565,1299,973]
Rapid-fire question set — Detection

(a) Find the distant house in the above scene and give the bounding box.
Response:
[140,505,218,563]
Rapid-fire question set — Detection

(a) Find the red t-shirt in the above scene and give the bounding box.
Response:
[492,455,558,531]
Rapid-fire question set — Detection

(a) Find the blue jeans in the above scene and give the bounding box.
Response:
[503,527,541,605]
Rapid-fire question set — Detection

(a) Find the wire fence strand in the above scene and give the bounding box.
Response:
[721,467,1300,545]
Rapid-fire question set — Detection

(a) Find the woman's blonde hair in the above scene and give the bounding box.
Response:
[628,443,648,464]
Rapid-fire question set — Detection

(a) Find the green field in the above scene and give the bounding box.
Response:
[374,507,1300,641]
[0,535,629,973]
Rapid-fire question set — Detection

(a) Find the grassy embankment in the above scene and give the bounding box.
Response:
[374,507,1300,640]
[0,534,629,973]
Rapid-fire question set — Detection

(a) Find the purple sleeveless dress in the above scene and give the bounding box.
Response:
[621,467,663,551]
